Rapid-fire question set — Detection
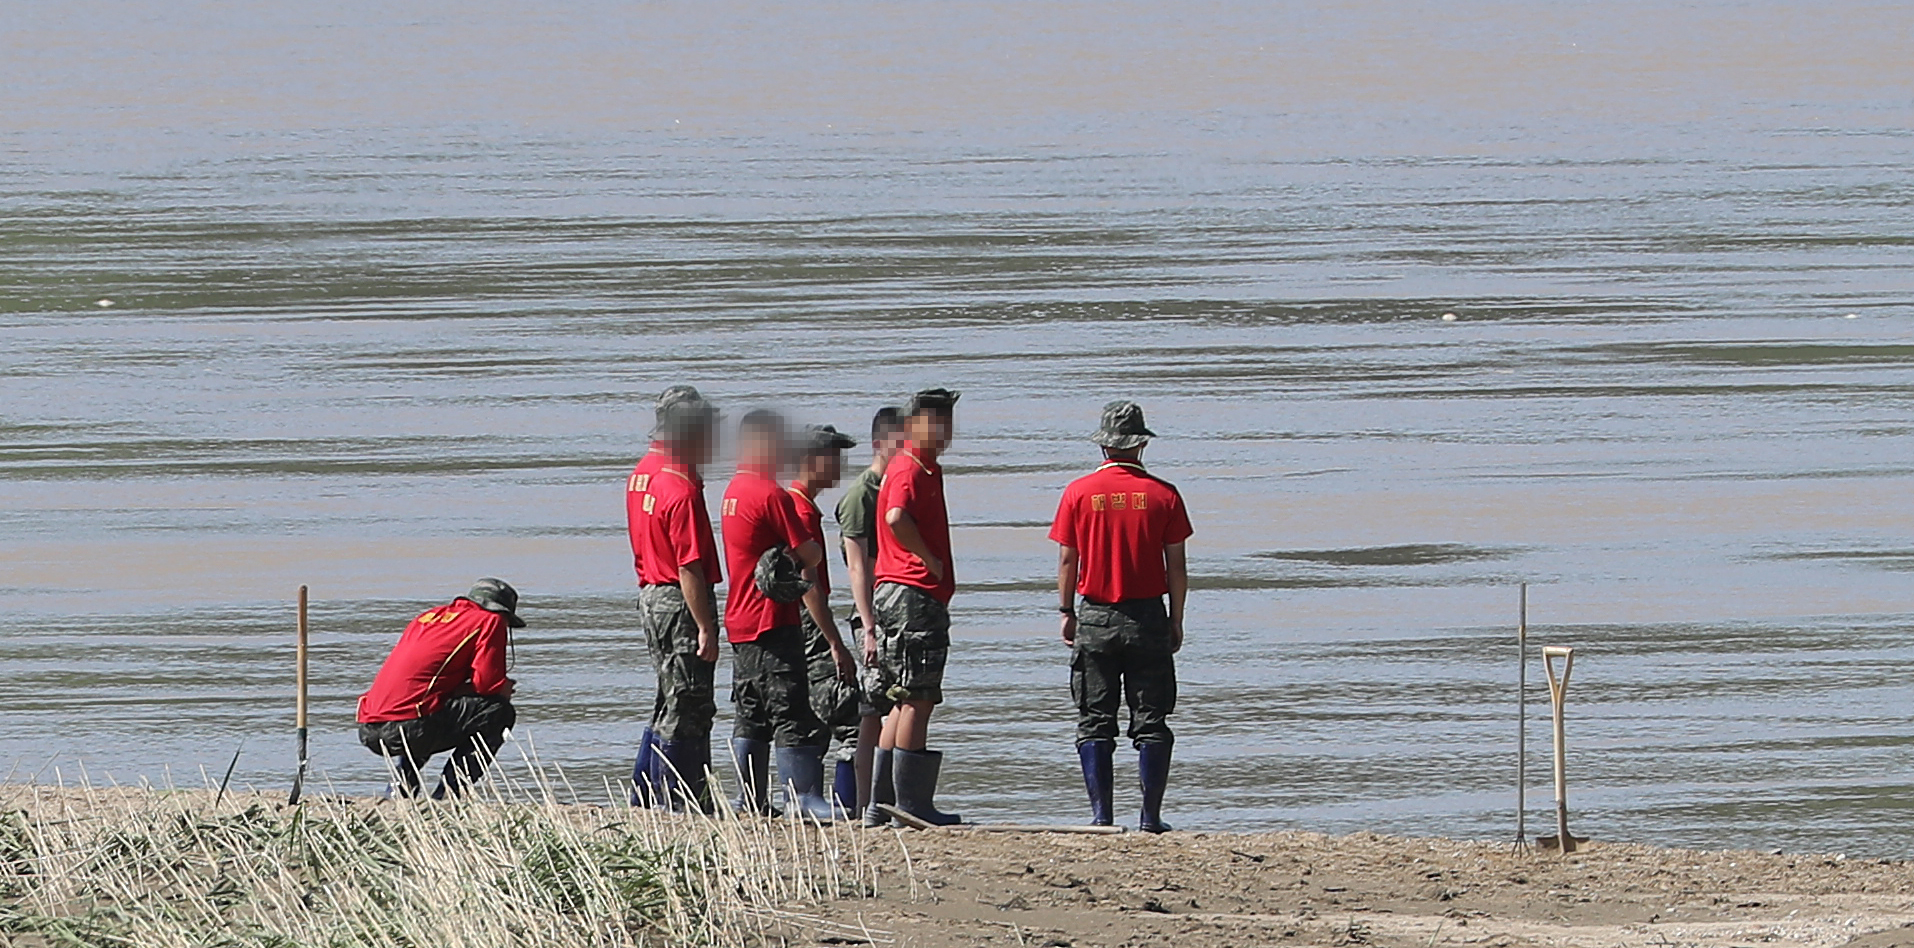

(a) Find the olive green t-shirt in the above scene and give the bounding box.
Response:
[834,465,885,560]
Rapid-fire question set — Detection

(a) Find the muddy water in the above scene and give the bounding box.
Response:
[4,1,1914,856]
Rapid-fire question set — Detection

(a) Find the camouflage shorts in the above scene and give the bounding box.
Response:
[639,585,717,744]
[801,612,864,757]
[871,582,950,706]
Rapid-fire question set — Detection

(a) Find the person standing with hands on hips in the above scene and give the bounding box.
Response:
[865,388,963,827]
[1049,401,1192,833]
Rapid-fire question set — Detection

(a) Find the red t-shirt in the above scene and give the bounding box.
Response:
[357,598,513,723]
[633,461,722,588]
[1048,460,1194,604]
[624,444,665,582]
[787,483,831,598]
[875,446,955,604]
[721,467,809,642]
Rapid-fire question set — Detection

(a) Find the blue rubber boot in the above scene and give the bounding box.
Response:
[1137,742,1173,834]
[861,748,895,827]
[776,745,837,823]
[893,749,962,826]
[629,727,660,807]
[832,758,857,816]
[1078,739,1115,827]
[730,737,776,816]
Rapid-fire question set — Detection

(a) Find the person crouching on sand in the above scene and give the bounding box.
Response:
[1050,401,1192,832]
[357,578,523,799]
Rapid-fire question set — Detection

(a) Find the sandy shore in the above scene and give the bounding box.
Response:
[5,788,1911,947]
[826,828,1914,948]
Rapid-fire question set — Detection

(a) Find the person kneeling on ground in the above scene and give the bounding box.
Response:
[357,578,523,799]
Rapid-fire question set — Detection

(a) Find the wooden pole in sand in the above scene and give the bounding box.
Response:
[1542,645,1576,854]
[1515,583,1527,845]
[289,585,310,805]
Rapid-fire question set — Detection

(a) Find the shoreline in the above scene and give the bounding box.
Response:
[4,787,1912,947]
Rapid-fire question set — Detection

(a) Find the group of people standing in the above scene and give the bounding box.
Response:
[354,386,1194,834]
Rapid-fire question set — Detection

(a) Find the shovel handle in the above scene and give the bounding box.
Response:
[296,586,309,730]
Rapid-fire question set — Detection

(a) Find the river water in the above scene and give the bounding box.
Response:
[4,1,1914,856]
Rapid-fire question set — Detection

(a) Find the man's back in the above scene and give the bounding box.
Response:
[358,598,510,723]
[634,463,721,588]
[1050,461,1193,604]
[721,470,808,641]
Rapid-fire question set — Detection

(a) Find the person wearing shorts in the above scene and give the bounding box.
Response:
[866,388,962,826]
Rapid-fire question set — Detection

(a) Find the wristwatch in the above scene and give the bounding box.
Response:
[1058,606,1075,616]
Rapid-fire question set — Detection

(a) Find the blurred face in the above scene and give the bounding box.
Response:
[909,410,953,456]
[874,425,905,462]
[804,450,845,487]
[682,422,718,467]
[739,425,784,469]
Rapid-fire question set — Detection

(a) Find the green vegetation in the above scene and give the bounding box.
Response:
[0,784,885,947]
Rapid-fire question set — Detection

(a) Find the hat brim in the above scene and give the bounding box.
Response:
[476,602,527,628]
[1091,430,1154,449]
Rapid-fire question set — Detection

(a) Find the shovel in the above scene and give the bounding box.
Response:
[288,585,310,805]
[1536,645,1587,853]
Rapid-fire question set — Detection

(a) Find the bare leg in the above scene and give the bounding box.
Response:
[892,700,934,752]
[877,711,898,751]
[853,714,882,812]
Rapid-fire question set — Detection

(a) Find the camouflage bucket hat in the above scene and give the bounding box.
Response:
[467,577,527,628]
[1090,400,1155,450]
[650,385,719,440]
[754,546,812,604]
[801,424,858,454]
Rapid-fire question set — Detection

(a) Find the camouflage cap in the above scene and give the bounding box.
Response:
[800,424,858,454]
[1090,400,1155,450]
[651,385,719,441]
[466,577,527,628]
[907,388,961,416]
[753,546,812,604]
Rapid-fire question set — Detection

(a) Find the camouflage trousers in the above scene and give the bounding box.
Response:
[639,584,717,744]
[802,611,865,762]
[871,582,951,706]
[1070,597,1176,747]
[730,624,827,747]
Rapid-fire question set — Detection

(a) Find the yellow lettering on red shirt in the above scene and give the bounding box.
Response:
[1132,492,1148,510]
[1111,492,1128,511]
[723,498,738,517]
[1090,493,1107,512]
[629,474,650,492]
[643,494,656,514]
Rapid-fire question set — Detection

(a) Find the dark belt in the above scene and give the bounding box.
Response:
[641,581,682,589]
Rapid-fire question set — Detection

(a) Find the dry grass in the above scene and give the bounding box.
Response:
[0,761,903,947]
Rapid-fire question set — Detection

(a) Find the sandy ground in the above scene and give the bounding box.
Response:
[6,788,1911,948]
[825,827,1914,948]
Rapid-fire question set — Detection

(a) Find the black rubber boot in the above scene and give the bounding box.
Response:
[861,748,895,827]
[1137,742,1173,834]
[776,745,837,823]
[892,749,963,826]
[730,737,776,815]
[1078,739,1115,826]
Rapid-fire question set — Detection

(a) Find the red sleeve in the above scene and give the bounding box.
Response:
[887,465,921,518]
[470,616,512,695]
[1164,488,1194,545]
[772,491,809,550]
[661,494,704,570]
[1048,485,1077,546]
